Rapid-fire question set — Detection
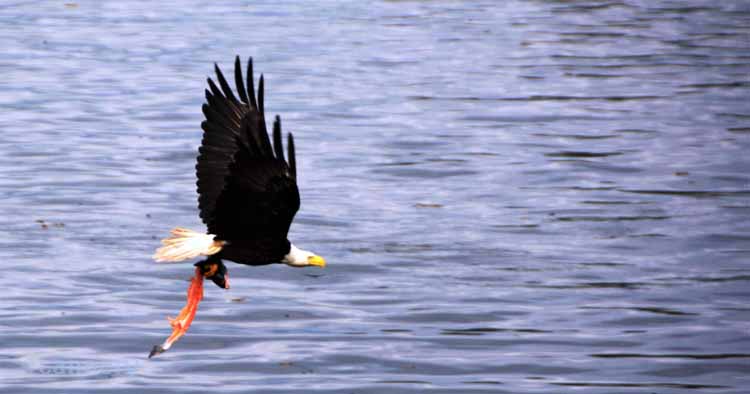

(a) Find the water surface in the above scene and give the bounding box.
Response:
[1,1,749,393]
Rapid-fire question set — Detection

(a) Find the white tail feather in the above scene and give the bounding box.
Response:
[153,227,224,263]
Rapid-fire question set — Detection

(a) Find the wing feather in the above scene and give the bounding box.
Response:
[214,63,239,105]
[288,132,296,179]
[272,116,284,162]
[246,60,258,110]
[234,56,249,104]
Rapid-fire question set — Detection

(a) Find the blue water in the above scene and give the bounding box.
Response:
[1,1,749,393]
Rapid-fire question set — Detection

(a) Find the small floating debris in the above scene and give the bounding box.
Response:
[36,219,65,229]
[545,150,622,158]
[415,202,443,208]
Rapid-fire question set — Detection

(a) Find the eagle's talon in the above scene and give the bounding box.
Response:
[195,260,229,289]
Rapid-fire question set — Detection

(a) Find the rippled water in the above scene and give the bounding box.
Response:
[1,1,749,393]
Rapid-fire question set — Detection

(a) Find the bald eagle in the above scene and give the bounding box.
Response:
[149,56,325,358]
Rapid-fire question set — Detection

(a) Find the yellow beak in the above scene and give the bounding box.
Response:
[307,255,326,268]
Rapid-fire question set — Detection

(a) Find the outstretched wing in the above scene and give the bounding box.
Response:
[196,56,299,240]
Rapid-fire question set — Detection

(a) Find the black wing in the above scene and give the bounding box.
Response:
[196,56,299,240]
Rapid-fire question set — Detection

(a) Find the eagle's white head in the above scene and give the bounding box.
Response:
[282,244,326,267]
